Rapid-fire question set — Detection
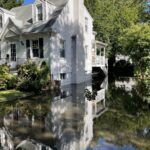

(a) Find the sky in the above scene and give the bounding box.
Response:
[23,0,35,5]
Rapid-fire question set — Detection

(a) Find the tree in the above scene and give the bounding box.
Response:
[119,23,150,78]
[84,0,146,57]
[141,0,150,22]
[0,0,24,10]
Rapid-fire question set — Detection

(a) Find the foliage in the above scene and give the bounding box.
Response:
[0,0,24,10]
[85,0,146,57]
[85,89,97,101]
[17,61,51,92]
[0,64,16,90]
[119,23,150,77]
[92,79,150,150]
[0,90,31,102]
[141,1,150,22]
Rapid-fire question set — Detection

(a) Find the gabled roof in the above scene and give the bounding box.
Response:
[0,18,22,40]
[0,7,15,16]
[0,0,69,39]
[11,4,32,25]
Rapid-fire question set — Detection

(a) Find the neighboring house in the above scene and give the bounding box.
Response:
[0,0,107,85]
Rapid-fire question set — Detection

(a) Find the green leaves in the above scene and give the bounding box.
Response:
[85,0,147,56]
[119,23,150,77]
[0,0,24,10]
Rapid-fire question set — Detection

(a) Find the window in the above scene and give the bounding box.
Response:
[32,40,39,57]
[85,17,88,32]
[11,44,16,61]
[60,73,66,80]
[101,48,105,56]
[0,43,1,60]
[60,40,65,58]
[96,48,100,56]
[85,45,88,59]
[32,38,44,58]
[0,15,2,28]
[61,90,67,99]
[37,4,43,21]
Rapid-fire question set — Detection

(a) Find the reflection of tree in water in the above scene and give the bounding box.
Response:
[107,79,150,115]
[0,95,51,120]
[92,79,150,150]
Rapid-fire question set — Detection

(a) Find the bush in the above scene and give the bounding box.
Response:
[7,75,18,89]
[0,64,10,90]
[0,64,18,90]
[17,61,51,92]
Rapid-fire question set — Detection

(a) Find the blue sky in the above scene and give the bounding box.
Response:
[23,0,35,5]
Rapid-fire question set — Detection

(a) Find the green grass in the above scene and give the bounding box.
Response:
[0,90,32,102]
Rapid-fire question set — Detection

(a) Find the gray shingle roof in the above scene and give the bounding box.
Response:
[47,0,69,6]
[11,4,32,25]
[21,0,69,34]
[1,0,69,38]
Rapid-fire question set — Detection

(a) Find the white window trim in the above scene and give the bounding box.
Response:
[10,43,17,62]
[60,39,66,59]
[36,4,43,22]
[32,40,40,58]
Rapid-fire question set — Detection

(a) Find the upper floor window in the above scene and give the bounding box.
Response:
[96,48,101,56]
[0,15,3,28]
[85,17,88,32]
[37,4,43,21]
[85,45,88,59]
[60,39,65,58]
[0,42,1,60]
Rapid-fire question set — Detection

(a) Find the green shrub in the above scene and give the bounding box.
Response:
[17,61,51,92]
[0,64,10,90]
[0,64,18,90]
[7,75,18,89]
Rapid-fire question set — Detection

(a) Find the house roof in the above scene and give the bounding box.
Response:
[0,7,15,16]
[0,0,69,39]
[47,0,69,6]
[22,1,68,34]
[11,4,32,25]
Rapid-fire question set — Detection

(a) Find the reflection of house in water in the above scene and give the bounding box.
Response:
[50,80,107,150]
[0,79,107,150]
[115,78,135,91]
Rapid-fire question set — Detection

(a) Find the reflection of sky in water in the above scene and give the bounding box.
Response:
[87,139,136,150]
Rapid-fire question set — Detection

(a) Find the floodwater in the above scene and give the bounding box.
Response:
[0,77,150,150]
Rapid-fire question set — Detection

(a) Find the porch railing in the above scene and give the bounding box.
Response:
[92,56,106,66]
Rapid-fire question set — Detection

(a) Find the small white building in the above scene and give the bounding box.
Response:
[0,0,107,85]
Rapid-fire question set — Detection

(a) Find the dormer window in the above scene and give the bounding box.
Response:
[0,15,3,28]
[37,4,43,21]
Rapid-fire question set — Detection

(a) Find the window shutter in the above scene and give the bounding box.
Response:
[39,38,44,58]
[26,40,30,59]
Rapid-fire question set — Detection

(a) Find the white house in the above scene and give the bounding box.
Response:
[0,0,107,85]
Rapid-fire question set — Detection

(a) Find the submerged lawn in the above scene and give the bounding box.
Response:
[0,90,32,102]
